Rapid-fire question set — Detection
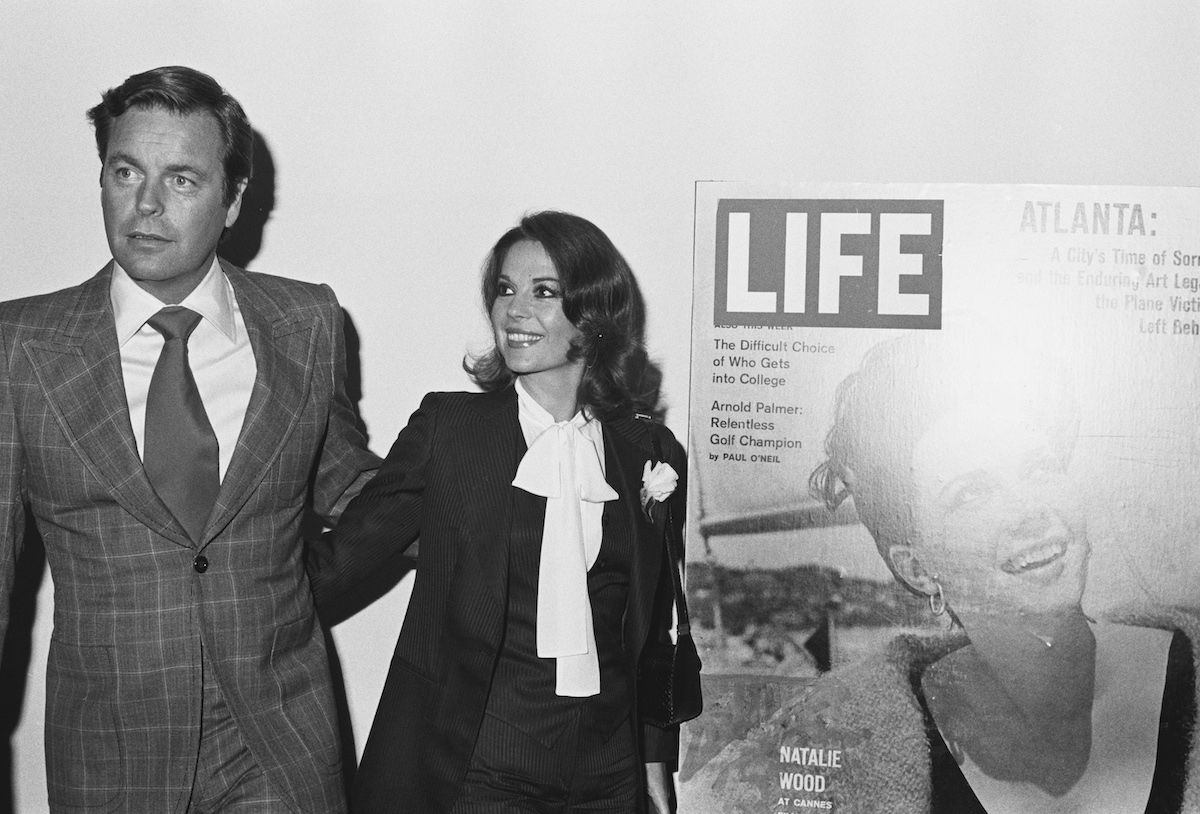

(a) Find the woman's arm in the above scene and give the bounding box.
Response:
[639,421,689,771]
[645,761,675,813]
[308,392,439,614]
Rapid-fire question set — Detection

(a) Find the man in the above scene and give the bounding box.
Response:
[0,66,378,812]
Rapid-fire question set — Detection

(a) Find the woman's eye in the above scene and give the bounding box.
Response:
[943,476,995,512]
[496,282,515,296]
[534,285,561,299]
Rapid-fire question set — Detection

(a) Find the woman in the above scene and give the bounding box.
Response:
[683,329,1197,814]
[313,211,688,813]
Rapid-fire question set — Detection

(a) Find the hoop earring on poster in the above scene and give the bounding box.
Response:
[928,579,946,616]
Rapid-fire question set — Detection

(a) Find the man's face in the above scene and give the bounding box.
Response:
[100,107,244,303]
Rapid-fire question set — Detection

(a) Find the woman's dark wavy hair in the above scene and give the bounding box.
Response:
[87,65,252,206]
[465,211,657,420]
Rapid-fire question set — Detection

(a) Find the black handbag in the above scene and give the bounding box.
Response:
[638,429,703,728]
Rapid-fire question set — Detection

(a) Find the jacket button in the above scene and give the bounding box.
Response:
[193,555,209,574]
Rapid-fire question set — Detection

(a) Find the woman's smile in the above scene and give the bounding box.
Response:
[505,330,544,348]
[999,536,1070,577]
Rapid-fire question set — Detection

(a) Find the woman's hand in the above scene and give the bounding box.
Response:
[645,761,674,813]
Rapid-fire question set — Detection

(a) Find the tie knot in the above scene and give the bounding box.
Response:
[148,307,203,341]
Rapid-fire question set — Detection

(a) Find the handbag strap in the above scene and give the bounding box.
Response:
[648,425,691,637]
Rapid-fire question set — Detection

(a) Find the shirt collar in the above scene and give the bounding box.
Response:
[109,257,238,346]
[514,379,605,483]
[515,378,594,431]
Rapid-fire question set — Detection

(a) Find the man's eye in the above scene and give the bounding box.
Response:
[171,175,194,188]
[114,167,134,180]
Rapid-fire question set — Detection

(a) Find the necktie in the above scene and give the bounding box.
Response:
[143,307,219,543]
[513,417,618,696]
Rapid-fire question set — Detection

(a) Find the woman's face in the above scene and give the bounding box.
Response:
[908,409,1089,617]
[490,240,585,397]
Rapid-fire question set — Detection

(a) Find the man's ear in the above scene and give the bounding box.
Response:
[886,544,938,598]
[224,177,249,228]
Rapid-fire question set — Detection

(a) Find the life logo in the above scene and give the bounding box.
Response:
[714,199,944,329]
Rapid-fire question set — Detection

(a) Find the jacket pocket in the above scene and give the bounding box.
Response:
[269,615,341,773]
[45,640,124,811]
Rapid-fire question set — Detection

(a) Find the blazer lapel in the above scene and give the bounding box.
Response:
[435,388,518,752]
[203,266,314,544]
[456,387,520,611]
[24,266,192,547]
[602,417,664,659]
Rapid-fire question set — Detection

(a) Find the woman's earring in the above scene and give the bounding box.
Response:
[585,333,604,370]
[928,578,946,616]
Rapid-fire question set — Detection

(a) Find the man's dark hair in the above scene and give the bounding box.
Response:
[87,66,252,205]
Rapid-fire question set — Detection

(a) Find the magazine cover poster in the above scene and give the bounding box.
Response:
[679,182,1200,814]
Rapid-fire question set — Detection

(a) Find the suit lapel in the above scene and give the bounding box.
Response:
[435,388,518,754]
[203,265,315,543]
[24,266,192,547]
[602,417,664,659]
[457,387,520,611]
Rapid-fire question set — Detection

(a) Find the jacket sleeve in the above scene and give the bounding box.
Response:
[308,391,439,614]
[641,422,689,767]
[0,318,27,657]
[308,285,382,524]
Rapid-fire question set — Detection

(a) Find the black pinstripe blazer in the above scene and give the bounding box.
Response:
[311,387,686,813]
[0,261,379,813]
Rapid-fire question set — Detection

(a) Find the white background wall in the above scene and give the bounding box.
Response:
[2,2,1198,809]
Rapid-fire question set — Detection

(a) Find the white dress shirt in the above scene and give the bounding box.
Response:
[110,258,257,480]
[513,378,616,696]
[514,379,607,563]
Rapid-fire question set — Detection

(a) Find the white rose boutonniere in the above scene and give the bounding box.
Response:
[640,460,678,520]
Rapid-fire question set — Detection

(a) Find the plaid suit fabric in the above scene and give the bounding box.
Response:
[309,388,687,813]
[0,262,378,813]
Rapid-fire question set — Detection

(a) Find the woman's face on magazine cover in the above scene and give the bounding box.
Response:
[909,408,1089,617]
